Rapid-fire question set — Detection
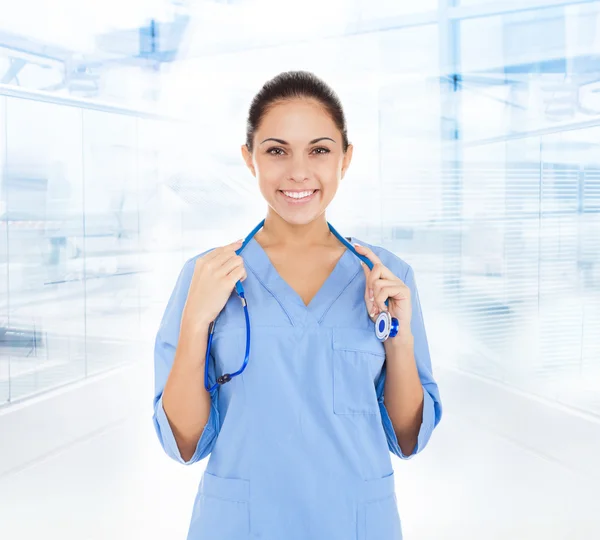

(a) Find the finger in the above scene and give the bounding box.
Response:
[354,244,396,280]
[221,255,245,278]
[228,264,247,286]
[353,243,381,266]
[374,278,407,290]
[366,289,377,319]
[359,260,373,298]
[361,264,380,319]
[360,263,377,319]
[374,284,407,312]
[357,252,382,319]
[367,263,388,297]
[372,280,388,313]
[357,258,372,295]
[374,290,393,313]
[366,281,381,319]
[206,252,240,278]
[210,239,244,256]
[368,300,380,320]
[203,239,244,262]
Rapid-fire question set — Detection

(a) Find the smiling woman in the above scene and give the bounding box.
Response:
[240,72,353,230]
[153,70,442,540]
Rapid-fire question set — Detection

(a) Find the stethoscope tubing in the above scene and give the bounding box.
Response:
[204,220,394,394]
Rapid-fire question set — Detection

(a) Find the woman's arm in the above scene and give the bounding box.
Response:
[153,257,221,465]
[383,334,423,457]
[161,325,212,462]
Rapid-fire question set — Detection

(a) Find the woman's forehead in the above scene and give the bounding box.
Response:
[258,101,337,137]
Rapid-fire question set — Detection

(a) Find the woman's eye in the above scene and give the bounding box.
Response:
[267,147,330,156]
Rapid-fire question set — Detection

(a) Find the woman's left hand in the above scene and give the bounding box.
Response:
[354,244,412,336]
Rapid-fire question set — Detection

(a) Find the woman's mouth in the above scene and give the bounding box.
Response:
[278,189,319,205]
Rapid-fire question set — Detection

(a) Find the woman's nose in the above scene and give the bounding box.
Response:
[287,153,312,181]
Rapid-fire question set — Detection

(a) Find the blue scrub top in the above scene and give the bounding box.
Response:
[153,236,443,540]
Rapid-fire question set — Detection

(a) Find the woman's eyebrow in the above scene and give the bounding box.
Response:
[259,137,336,145]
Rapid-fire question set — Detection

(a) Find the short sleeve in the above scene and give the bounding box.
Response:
[152,256,221,465]
[376,263,443,459]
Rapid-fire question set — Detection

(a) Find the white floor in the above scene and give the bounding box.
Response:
[1,368,599,540]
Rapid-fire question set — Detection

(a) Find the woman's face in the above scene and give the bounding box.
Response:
[241,98,353,227]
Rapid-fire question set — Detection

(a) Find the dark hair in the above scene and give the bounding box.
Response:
[245,70,350,154]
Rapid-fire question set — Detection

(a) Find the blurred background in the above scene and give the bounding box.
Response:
[0,0,599,538]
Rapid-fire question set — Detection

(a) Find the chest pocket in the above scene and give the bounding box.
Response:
[332,327,386,415]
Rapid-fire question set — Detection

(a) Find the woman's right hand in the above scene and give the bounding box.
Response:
[180,239,247,338]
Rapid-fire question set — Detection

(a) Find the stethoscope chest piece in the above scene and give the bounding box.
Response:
[375,310,399,342]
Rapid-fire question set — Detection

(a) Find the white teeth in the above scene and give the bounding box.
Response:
[282,190,315,199]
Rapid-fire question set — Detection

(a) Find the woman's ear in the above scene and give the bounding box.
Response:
[241,144,256,177]
[341,143,353,179]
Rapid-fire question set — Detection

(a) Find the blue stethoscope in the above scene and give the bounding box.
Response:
[204,220,399,393]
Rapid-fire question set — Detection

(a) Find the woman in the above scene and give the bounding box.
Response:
[153,71,443,540]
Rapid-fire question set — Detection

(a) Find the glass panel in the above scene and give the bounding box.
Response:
[81,110,140,375]
[5,97,85,401]
[377,26,442,305]
[182,0,438,56]
[455,129,600,415]
[136,117,184,341]
[0,95,160,402]
[0,96,7,406]
[356,0,438,17]
[453,1,600,415]
[459,0,508,6]
[458,138,543,383]
[0,1,168,107]
[458,0,582,6]
[459,3,600,142]
[538,127,600,413]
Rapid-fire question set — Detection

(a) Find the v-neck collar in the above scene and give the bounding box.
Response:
[242,235,362,327]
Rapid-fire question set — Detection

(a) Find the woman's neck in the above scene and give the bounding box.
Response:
[257,211,335,250]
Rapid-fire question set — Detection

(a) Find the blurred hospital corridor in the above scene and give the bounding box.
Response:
[2,0,600,538]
